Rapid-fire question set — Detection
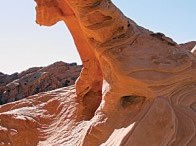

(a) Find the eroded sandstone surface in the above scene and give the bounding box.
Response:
[180,41,196,51]
[0,0,196,145]
[0,62,81,105]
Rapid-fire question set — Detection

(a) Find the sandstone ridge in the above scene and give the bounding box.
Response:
[0,61,81,105]
[0,0,196,145]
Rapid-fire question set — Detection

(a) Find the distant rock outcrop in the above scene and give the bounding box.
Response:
[0,73,18,104]
[180,41,196,51]
[0,62,82,104]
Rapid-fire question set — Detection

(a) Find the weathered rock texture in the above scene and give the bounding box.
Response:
[0,62,81,105]
[180,41,196,56]
[0,73,18,104]
[0,86,80,146]
[0,0,196,145]
[180,41,196,51]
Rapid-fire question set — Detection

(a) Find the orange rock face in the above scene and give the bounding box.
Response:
[0,86,80,145]
[0,0,196,145]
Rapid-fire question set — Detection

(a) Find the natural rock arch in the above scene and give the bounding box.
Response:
[35,0,196,145]
[35,0,104,119]
[0,0,194,145]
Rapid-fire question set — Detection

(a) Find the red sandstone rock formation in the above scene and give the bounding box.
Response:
[180,41,196,51]
[0,61,81,104]
[180,41,196,56]
[0,73,18,105]
[0,0,196,145]
[0,86,79,145]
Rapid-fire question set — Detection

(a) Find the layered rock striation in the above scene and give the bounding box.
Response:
[0,0,195,146]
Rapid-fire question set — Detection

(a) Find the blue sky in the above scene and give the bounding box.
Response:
[0,0,195,74]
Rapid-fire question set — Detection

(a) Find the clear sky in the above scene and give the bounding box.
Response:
[0,0,195,74]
